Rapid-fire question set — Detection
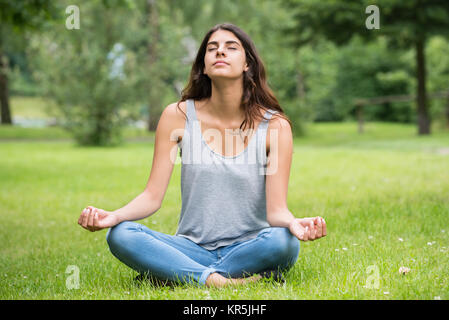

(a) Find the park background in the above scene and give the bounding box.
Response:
[0,0,448,299]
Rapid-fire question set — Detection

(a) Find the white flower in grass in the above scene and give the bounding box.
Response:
[427,241,436,246]
[441,230,445,233]
[342,247,348,251]
[368,235,373,240]
[352,243,358,246]
[398,238,404,242]
[434,296,441,300]
[335,249,340,252]
[398,267,411,275]
[383,291,390,295]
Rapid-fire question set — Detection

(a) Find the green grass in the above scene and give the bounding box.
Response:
[1,120,448,300]
[9,96,59,119]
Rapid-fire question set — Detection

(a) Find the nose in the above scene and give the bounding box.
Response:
[216,46,225,56]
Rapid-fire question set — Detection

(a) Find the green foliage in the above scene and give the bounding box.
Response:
[426,36,449,122]
[0,0,62,32]
[29,1,144,146]
[6,0,449,139]
[332,36,413,122]
[286,0,449,46]
[284,0,449,132]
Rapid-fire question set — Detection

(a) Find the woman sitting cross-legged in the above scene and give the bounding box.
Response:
[77,23,327,288]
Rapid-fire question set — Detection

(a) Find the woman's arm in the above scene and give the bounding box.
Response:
[114,102,186,222]
[265,116,326,241]
[265,116,296,227]
[78,102,186,231]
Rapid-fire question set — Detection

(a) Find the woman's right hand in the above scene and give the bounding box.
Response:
[78,206,120,232]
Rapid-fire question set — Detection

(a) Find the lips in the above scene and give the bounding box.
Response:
[213,60,229,65]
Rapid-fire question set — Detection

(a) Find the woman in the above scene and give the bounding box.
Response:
[77,23,327,288]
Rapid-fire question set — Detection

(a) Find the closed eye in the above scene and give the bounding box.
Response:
[207,47,238,51]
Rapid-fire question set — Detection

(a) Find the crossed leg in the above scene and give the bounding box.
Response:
[106,222,300,287]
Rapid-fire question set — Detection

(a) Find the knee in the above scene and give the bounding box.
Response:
[265,227,300,263]
[106,221,140,250]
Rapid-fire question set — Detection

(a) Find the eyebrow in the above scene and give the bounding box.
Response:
[206,40,241,47]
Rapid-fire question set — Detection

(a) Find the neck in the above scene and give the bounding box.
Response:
[207,78,245,122]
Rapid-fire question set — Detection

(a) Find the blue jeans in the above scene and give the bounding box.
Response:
[106,221,300,287]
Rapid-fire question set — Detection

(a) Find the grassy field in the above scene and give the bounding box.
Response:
[1,113,449,299]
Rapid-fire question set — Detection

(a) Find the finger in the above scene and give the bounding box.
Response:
[309,221,316,240]
[322,218,327,236]
[316,217,323,238]
[298,229,305,240]
[93,211,100,231]
[88,208,96,231]
[78,208,86,225]
[82,208,90,228]
[303,226,309,241]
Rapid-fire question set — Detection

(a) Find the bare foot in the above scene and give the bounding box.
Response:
[205,272,262,288]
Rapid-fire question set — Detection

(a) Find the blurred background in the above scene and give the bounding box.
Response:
[0,0,448,145]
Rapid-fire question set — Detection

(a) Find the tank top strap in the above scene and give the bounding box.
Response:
[254,109,278,168]
[257,109,278,132]
[186,99,198,122]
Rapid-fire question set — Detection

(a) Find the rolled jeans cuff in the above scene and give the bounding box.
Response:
[199,267,217,286]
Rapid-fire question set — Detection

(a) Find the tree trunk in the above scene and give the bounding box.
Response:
[146,0,161,132]
[0,51,12,125]
[415,38,431,135]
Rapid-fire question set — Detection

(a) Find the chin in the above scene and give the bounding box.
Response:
[208,72,242,81]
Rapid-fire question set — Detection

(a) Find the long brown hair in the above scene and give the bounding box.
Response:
[177,23,291,134]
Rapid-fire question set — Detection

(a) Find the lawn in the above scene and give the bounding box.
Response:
[0,120,448,300]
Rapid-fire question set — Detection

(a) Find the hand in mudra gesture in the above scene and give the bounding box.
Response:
[289,216,327,241]
[77,206,119,232]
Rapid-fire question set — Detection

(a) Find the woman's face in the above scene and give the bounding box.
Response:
[203,29,249,80]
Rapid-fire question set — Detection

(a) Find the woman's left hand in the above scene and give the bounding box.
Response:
[288,216,327,241]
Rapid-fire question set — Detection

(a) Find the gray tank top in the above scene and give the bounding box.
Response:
[175,99,278,250]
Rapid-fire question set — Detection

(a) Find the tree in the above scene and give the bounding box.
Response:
[29,1,143,146]
[284,0,449,135]
[0,0,60,125]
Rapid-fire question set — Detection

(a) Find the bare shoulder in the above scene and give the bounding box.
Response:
[266,113,292,154]
[159,101,187,128]
[267,113,292,132]
[162,101,187,122]
[157,101,187,142]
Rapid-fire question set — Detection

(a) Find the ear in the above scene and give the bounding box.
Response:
[244,63,249,72]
